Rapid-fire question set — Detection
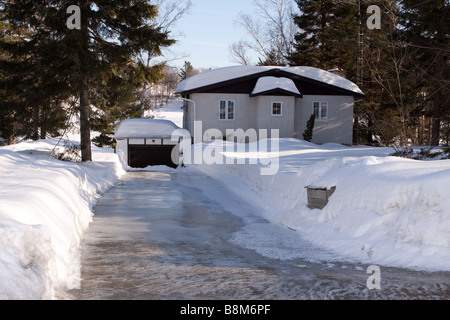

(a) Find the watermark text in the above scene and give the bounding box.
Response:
[172,121,280,176]
[366,265,381,290]
[66,5,81,30]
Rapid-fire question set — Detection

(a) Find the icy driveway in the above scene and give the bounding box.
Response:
[68,171,450,300]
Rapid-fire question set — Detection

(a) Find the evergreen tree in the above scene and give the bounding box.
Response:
[361,1,449,150]
[1,8,66,143]
[257,50,286,66]
[288,0,359,80]
[400,0,450,146]
[1,1,174,161]
[90,64,152,145]
[0,8,29,144]
[289,0,366,145]
[358,1,416,152]
[179,61,194,80]
[288,0,431,150]
[303,114,315,142]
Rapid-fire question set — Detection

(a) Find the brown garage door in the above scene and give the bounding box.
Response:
[128,145,178,169]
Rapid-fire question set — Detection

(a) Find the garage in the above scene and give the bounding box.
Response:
[114,119,181,169]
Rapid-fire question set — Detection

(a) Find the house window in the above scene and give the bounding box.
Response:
[272,102,282,116]
[313,102,328,121]
[219,100,235,120]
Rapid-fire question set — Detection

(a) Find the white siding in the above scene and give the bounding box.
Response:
[190,93,256,140]
[187,93,354,145]
[295,95,354,145]
[255,96,295,138]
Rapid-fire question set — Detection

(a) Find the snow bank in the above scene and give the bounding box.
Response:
[0,139,124,299]
[152,106,450,271]
[187,139,450,271]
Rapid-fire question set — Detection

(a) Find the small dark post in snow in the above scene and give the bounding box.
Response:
[112,139,117,154]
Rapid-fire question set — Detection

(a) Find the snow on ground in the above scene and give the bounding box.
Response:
[145,100,184,128]
[150,103,450,272]
[186,139,450,271]
[1,101,449,300]
[0,139,124,299]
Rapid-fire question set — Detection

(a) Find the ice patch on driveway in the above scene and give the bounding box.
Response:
[229,222,343,263]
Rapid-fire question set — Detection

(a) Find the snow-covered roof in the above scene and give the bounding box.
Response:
[114,119,180,139]
[283,66,363,96]
[251,76,301,96]
[175,65,364,96]
[175,65,276,94]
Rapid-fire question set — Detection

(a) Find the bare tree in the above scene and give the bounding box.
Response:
[365,1,417,157]
[228,41,252,65]
[230,0,298,65]
[137,0,192,66]
[253,0,297,59]
[136,0,193,117]
[155,0,192,35]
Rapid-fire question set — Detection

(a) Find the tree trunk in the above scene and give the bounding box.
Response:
[39,107,46,140]
[40,128,47,140]
[7,134,16,145]
[32,106,40,140]
[141,83,148,118]
[80,87,92,162]
[6,114,17,145]
[431,93,441,147]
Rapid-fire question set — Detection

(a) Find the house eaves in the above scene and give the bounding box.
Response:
[278,68,365,99]
[175,65,365,99]
[250,88,303,98]
[175,66,278,96]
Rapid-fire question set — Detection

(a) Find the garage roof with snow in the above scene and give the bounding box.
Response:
[115,119,180,139]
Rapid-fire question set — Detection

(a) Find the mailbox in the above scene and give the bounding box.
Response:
[306,186,336,210]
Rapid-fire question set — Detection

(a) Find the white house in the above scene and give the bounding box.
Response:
[175,65,364,145]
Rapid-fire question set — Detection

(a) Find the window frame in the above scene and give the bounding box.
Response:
[219,100,235,121]
[313,101,329,122]
[271,101,283,117]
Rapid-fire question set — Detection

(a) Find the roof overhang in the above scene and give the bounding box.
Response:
[175,66,277,96]
[175,66,365,99]
[250,89,303,98]
[276,69,365,99]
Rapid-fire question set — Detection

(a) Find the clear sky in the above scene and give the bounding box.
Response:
[168,0,259,70]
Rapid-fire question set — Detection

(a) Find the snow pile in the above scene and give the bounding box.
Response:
[188,139,450,271]
[0,139,124,299]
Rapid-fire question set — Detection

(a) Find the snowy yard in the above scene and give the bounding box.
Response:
[1,101,450,299]
[190,139,450,271]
